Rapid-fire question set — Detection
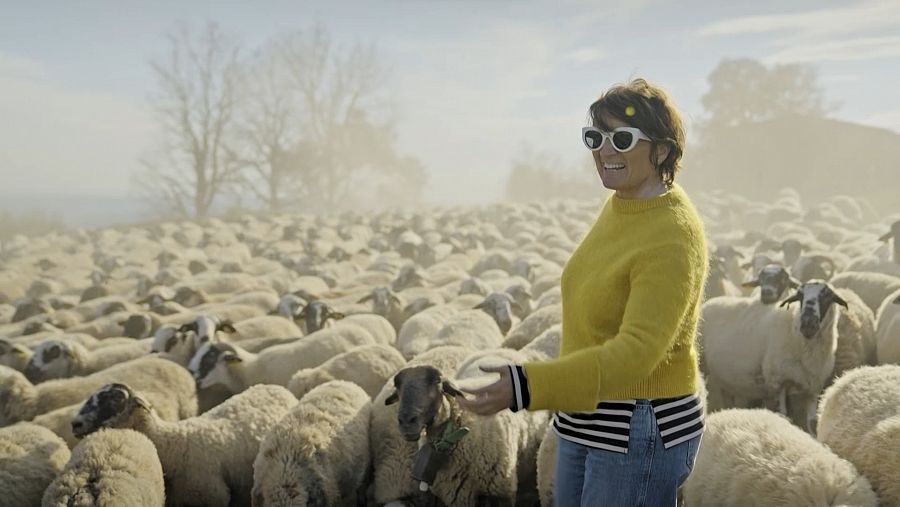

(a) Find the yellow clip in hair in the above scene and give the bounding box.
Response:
[625,105,636,117]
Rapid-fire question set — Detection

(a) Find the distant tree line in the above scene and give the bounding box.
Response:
[137,22,426,219]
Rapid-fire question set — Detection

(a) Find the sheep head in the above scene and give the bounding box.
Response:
[742,264,799,305]
[779,280,848,339]
[188,342,246,393]
[71,383,150,438]
[474,292,520,335]
[25,340,84,383]
[297,300,344,334]
[385,366,464,442]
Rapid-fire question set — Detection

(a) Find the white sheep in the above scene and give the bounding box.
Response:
[338,313,397,346]
[520,324,561,361]
[0,423,71,506]
[396,303,460,359]
[875,288,900,364]
[536,428,557,507]
[830,271,900,315]
[0,337,31,371]
[424,308,505,354]
[831,288,878,377]
[189,323,377,394]
[287,343,407,400]
[70,382,296,507]
[29,362,197,448]
[817,364,900,505]
[24,338,151,383]
[501,304,561,350]
[699,281,846,431]
[252,380,372,506]
[0,356,196,425]
[681,408,877,506]
[42,429,165,507]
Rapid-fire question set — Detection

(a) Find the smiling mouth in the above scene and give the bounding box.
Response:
[603,163,625,171]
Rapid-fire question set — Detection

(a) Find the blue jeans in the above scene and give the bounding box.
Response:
[554,400,702,506]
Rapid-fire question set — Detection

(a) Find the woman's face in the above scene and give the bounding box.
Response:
[592,112,667,199]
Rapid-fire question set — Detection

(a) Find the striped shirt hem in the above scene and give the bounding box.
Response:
[552,393,704,454]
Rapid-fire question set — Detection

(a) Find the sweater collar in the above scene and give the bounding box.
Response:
[610,184,682,214]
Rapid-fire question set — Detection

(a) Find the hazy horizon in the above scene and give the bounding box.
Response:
[2,0,900,223]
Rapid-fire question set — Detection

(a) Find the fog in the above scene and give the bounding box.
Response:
[1,0,898,230]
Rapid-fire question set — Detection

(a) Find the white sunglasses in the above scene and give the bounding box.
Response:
[582,126,650,153]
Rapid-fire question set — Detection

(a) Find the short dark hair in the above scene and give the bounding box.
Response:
[588,78,686,187]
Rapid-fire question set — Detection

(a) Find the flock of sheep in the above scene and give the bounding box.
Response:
[0,186,897,506]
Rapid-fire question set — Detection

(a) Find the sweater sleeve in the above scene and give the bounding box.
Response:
[521,243,698,412]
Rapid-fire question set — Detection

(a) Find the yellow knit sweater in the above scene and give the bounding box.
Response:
[522,183,708,412]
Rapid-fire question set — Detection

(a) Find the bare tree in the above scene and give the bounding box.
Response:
[233,41,305,213]
[279,25,398,211]
[138,22,244,218]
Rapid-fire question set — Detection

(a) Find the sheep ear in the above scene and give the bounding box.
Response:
[741,280,759,288]
[473,301,488,310]
[12,346,26,356]
[739,261,753,269]
[357,294,374,304]
[779,293,801,308]
[441,380,464,398]
[132,395,151,412]
[117,320,127,326]
[510,301,523,312]
[223,352,243,364]
[219,321,236,333]
[832,293,849,309]
[893,295,900,304]
[390,294,402,306]
[879,231,893,242]
[297,306,308,318]
[330,311,346,320]
[788,277,801,289]
[385,389,399,406]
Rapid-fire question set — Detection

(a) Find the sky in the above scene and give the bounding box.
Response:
[1,0,899,210]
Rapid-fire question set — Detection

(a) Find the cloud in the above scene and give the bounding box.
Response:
[697,1,900,65]
[698,1,900,40]
[0,51,153,196]
[764,36,900,64]
[564,47,606,63]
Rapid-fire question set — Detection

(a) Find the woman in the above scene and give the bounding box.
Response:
[457,78,708,506]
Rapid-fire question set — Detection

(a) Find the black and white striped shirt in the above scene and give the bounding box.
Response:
[507,365,704,454]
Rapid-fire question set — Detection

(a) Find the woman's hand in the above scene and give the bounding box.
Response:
[456,365,513,416]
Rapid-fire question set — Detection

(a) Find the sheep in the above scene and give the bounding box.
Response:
[338,313,397,347]
[0,337,31,371]
[70,382,296,507]
[0,356,196,425]
[830,270,900,315]
[370,346,474,504]
[189,323,377,395]
[65,310,144,339]
[149,323,199,366]
[42,429,165,507]
[0,423,71,506]
[536,428,557,507]
[396,303,461,360]
[681,409,877,507]
[699,281,846,431]
[520,324,561,361]
[740,264,799,304]
[425,307,505,354]
[252,380,372,507]
[816,365,900,505]
[473,292,521,335]
[24,338,151,383]
[357,286,406,331]
[376,359,548,506]
[29,362,197,448]
[875,289,900,364]
[831,288,878,377]
[501,304,561,350]
[287,343,406,400]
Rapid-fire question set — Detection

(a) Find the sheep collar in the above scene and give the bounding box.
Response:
[411,414,470,492]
